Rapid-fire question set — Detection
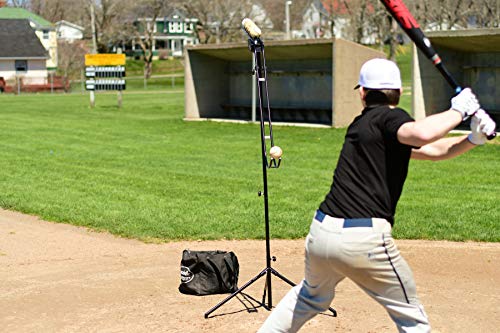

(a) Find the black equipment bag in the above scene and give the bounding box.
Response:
[178,250,239,296]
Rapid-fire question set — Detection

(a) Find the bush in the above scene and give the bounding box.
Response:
[158,49,171,60]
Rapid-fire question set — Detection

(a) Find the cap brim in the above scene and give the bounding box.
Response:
[353,84,360,90]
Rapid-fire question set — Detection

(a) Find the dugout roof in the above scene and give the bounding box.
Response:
[426,28,500,53]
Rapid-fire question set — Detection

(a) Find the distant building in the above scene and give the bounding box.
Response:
[301,0,377,44]
[0,7,57,70]
[131,10,198,58]
[56,20,84,42]
[0,19,48,84]
[302,0,344,39]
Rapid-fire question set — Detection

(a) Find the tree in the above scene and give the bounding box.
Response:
[181,0,257,44]
[86,0,134,53]
[27,0,77,23]
[8,0,30,8]
[259,0,309,35]
[469,0,500,28]
[412,0,474,30]
[129,0,170,79]
[11,0,132,53]
[57,40,88,80]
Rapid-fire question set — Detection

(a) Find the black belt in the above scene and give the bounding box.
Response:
[315,210,373,228]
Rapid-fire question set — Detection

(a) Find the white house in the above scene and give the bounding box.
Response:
[301,0,378,44]
[0,19,48,85]
[0,7,57,70]
[56,20,84,42]
[132,10,199,58]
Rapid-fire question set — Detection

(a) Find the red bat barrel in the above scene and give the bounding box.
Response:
[379,0,496,139]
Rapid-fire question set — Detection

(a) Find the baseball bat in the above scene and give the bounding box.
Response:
[379,0,496,139]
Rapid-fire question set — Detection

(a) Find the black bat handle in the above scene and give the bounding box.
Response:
[435,62,462,93]
[435,63,496,140]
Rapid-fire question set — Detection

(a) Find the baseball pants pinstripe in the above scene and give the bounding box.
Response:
[258,211,431,333]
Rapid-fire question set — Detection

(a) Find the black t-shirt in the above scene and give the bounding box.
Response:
[319,105,416,225]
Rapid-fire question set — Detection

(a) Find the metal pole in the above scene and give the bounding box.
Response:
[90,1,97,54]
[117,90,122,108]
[254,47,273,308]
[90,1,97,107]
[252,55,256,122]
[215,23,220,44]
[285,1,292,40]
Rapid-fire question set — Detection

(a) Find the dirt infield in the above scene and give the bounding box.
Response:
[1,209,499,333]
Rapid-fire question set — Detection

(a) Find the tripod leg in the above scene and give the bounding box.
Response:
[270,268,338,317]
[261,277,269,310]
[270,267,295,286]
[205,268,267,318]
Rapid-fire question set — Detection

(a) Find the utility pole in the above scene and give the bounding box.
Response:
[90,1,97,54]
[214,22,221,44]
[497,0,499,28]
[89,0,97,107]
[285,1,292,39]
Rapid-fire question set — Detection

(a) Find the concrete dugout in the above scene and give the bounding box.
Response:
[413,28,500,126]
[185,39,384,127]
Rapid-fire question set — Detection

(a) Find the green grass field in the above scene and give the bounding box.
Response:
[124,58,185,91]
[0,92,498,242]
[125,58,184,77]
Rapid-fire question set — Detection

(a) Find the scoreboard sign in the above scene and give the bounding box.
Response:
[85,54,125,66]
[85,54,126,91]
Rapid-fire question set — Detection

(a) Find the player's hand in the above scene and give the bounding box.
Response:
[451,88,481,120]
[468,109,496,145]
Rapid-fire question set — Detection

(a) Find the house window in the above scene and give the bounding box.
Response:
[43,29,49,39]
[134,21,145,33]
[15,60,28,72]
[176,22,183,33]
[168,21,183,33]
[156,21,165,33]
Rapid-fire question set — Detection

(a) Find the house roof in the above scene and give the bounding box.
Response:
[317,0,374,16]
[0,7,53,29]
[0,19,48,59]
[55,20,84,31]
[320,0,350,16]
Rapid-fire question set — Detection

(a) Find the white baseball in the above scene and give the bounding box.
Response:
[269,146,283,159]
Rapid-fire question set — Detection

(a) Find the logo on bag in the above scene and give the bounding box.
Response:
[180,266,194,283]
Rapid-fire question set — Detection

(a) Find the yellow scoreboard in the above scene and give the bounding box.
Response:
[85,54,126,66]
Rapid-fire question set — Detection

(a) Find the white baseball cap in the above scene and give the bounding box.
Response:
[354,58,402,90]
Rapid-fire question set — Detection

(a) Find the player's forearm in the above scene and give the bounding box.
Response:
[411,135,475,161]
[398,110,463,147]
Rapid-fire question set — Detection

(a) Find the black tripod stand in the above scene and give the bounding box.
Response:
[205,35,337,319]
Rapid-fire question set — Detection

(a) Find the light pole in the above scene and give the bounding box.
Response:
[89,1,97,54]
[212,21,221,44]
[285,1,292,39]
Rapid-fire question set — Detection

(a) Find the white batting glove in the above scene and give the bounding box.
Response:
[468,109,496,145]
[451,88,481,120]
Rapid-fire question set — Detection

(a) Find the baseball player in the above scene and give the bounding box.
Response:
[258,58,496,333]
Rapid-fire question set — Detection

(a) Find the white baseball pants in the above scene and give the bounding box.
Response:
[258,211,431,333]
